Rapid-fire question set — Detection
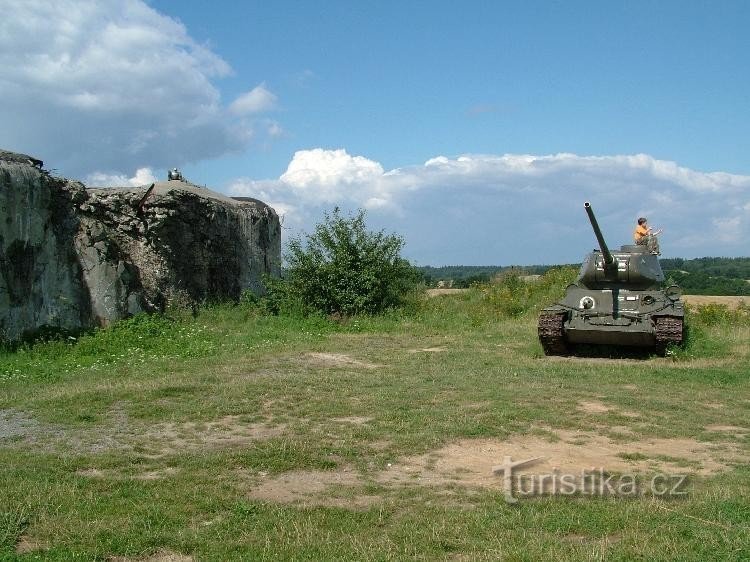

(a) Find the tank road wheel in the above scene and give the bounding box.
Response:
[538,311,569,356]
[655,316,684,356]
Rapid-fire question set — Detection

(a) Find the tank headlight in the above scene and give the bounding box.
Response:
[642,295,655,305]
[579,296,595,309]
[665,285,682,301]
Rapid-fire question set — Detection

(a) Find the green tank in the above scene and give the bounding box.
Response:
[538,202,685,355]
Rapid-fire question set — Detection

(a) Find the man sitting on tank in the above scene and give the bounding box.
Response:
[634,217,661,255]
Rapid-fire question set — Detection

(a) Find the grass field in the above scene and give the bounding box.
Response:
[1,288,749,561]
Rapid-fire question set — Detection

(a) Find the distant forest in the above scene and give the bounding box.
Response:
[660,257,750,296]
[418,257,750,295]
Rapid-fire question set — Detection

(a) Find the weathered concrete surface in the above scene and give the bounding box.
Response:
[79,180,281,324]
[0,150,280,340]
[0,151,91,340]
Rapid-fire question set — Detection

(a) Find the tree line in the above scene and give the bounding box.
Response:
[419,257,750,295]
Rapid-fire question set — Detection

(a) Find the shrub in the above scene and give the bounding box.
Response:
[480,266,578,318]
[688,302,750,327]
[278,208,420,316]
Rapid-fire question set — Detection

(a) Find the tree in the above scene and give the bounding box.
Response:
[283,208,419,315]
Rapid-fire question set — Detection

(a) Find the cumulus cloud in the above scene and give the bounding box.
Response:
[85,167,157,187]
[229,84,278,115]
[279,148,385,202]
[0,0,278,178]
[229,149,750,264]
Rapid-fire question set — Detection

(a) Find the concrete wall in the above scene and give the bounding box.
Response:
[0,150,281,340]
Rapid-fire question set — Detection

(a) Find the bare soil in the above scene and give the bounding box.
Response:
[140,416,285,457]
[303,352,380,369]
[2,408,284,458]
[577,400,612,413]
[15,535,45,555]
[246,428,748,509]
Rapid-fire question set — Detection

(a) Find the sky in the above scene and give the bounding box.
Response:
[1,0,748,265]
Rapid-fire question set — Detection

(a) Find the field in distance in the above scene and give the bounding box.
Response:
[427,288,750,309]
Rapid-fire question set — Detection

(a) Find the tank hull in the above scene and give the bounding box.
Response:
[539,285,685,354]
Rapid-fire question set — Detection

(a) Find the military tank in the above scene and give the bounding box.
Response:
[538,202,684,356]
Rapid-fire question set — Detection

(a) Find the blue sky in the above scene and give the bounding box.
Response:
[1,1,748,264]
[154,0,750,177]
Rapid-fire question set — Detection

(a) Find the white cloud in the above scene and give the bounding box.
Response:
[0,0,278,178]
[266,121,284,138]
[229,84,278,115]
[277,148,386,203]
[229,149,750,263]
[86,167,157,187]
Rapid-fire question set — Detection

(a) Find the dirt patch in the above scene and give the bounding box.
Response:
[369,439,392,451]
[0,409,43,440]
[76,466,181,480]
[683,295,750,309]
[409,346,448,353]
[140,416,285,457]
[303,352,380,369]
[108,549,193,562]
[0,408,70,447]
[386,431,740,485]
[76,468,108,478]
[705,425,749,438]
[245,429,747,508]
[577,401,612,414]
[2,408,283,457]
[135,467,181,480]
[15,535,44,555]
[247,467,378,509]
[577,401,640,418]
[702,403,726,409]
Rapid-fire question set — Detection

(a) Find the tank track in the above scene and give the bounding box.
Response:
[538,311,569,356]
[655,316,684,355]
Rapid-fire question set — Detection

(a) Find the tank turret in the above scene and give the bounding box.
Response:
[537,202,684,356]
[577,202,664,290]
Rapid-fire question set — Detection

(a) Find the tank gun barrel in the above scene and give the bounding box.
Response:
[584,202,614,268]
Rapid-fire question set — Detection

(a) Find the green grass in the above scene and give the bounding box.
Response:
[1,286,749,560]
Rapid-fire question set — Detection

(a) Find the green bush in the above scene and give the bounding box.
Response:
[274,208,420,316]
[688,302,750,327]
[480,266,578,318]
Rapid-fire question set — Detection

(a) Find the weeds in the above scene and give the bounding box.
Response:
[689,302,750,326]
[478,266,577,318]
[0,508,29,551]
